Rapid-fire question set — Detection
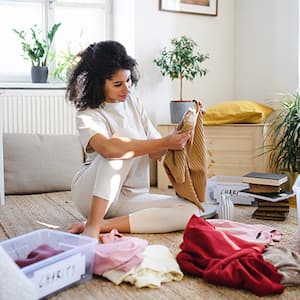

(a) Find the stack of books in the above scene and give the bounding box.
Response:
[239,172,294,221]
[252,200,290,221]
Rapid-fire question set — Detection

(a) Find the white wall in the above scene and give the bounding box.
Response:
[112,0,135,56]
[113,0,299,123]
[235,0,299,106]
[133,0,235,124]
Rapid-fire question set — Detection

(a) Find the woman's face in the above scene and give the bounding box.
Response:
[104,69,132,103]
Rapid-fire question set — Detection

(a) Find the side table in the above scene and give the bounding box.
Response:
[157,123,271,190]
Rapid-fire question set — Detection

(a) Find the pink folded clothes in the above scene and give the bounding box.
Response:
[93,229,148,276]
[207,219,282,246]
[15,244,64,268]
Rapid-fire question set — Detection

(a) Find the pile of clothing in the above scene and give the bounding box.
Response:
[12,229,184,289]
[93,229,183,288]
[10,217,300,296]
[176,215,300,296]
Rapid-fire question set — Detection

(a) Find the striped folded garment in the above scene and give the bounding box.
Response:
[163,100,207,212]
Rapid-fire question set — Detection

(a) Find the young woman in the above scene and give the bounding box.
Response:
[66,41,203,239]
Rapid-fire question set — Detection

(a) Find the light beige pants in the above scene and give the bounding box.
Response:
[71,153,199,234]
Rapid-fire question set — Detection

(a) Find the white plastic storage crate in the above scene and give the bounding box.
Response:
[206,176,255,205]
[292,175,300,235]
[0,229,97,299]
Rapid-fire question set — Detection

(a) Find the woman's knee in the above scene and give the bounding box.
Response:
[71,188,91,218]
[180,201,200,218]
[128,202,200,233]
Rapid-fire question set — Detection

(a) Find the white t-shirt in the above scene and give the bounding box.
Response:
[75,93,161,191]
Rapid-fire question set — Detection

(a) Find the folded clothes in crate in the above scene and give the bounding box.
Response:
[0,229,97,299]
[15,244,65,268]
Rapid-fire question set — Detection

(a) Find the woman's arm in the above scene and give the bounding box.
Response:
[149,149,167,161]
[88,130,191,159]
[148,127,176,161]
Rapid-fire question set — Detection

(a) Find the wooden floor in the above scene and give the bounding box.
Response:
[0,190,300,300]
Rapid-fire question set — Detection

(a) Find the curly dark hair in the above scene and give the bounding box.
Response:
[66,41,139,110]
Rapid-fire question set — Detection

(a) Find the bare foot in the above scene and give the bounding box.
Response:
[68,222,85,234]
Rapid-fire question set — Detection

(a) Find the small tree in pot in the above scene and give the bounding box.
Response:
[154,35,209,123]
[13,23,61,83]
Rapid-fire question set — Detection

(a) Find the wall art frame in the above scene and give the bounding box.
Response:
[159,0,218,16]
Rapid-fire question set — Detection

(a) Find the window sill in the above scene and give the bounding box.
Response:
[0,82,66,89]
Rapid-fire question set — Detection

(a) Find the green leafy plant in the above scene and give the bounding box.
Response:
[154,35,209,100]
[13,23,61,67]
[266,93,300,173]
[52,45,78,81]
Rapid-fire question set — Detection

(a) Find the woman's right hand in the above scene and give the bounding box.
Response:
[164,130,191,150]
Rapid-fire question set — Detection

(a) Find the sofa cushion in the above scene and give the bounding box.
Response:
[3,133,83,194]
[203,100,274,125]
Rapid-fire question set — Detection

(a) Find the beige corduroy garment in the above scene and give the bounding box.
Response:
[163,101,207,212]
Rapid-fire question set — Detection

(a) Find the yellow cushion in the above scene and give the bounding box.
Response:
[203,100,274,125]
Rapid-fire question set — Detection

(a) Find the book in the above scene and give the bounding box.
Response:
[249,183,282,193]
[255,206,290,212]
[252,215,286,221]
[253,209,289,217]
[238,189,295,202]
[257,199,289,207]
[242,172,288,186]
[252,209,288,221]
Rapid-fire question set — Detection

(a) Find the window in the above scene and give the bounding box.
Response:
[0,0,111,82]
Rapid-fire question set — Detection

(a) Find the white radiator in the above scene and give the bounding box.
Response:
[1,89,77,135]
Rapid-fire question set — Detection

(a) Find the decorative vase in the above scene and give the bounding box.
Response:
[217,191,235,220]
[31,66,48,83]
[170,100,193,123]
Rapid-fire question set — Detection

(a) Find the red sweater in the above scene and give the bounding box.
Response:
[176,215,284,296]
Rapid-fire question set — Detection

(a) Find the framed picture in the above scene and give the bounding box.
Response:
[159,0,218,16]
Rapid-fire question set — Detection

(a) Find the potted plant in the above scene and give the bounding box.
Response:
[52,37,84,82]
[13,23,61,83]
[52,45,77,82]
[266,93,300,190]
[154,35,209,123]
